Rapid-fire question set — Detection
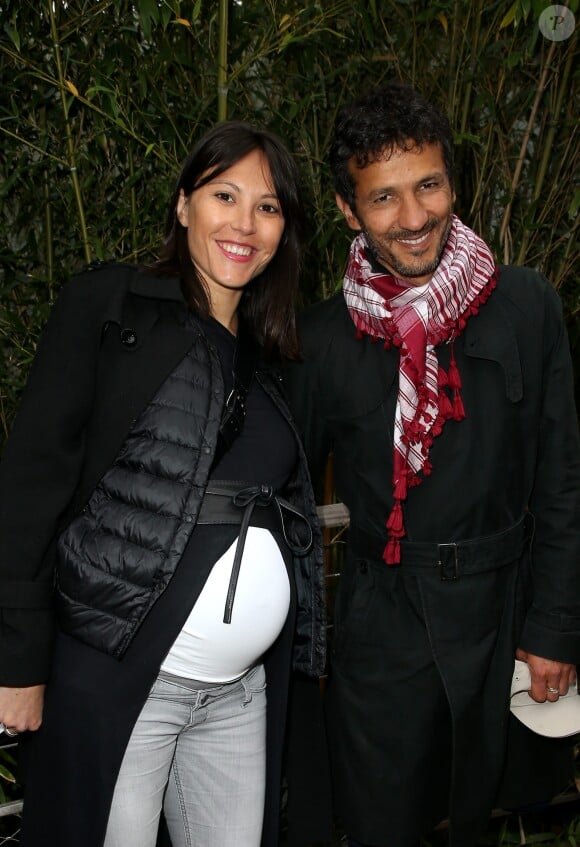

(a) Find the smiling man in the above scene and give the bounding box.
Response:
[285,83,580,847]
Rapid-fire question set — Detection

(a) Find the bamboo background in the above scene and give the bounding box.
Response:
[0,1,579,841]
[1,0,579,438]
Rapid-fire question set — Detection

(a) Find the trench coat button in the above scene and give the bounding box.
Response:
[203,446,211,454]
[184,515,193,523]
[120,328,137,346]
[359,560,368,574]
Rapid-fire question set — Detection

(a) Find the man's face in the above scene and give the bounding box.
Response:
[337,142,456,286]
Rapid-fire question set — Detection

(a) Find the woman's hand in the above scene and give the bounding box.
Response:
[0,685,45,733]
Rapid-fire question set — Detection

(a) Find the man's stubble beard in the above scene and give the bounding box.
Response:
[363,214,453,281]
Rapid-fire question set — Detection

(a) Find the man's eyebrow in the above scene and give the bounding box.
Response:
[361,171,447,199]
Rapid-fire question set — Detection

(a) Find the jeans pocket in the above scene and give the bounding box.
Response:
[241,664,267,707]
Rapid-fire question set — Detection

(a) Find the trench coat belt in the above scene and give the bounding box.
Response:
[349,514,530,581]
[196,481,313,623]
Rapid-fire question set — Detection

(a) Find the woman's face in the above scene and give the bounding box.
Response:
[176,149,285,306]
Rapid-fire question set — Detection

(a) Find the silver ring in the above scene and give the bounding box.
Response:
[546,686,559,694]
[0,722,19,737]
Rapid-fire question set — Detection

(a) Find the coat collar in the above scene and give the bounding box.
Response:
[128,269,185,302]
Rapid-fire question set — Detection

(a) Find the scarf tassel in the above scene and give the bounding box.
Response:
[386,500,404,534]
[384,537,401,565]
[453,392,466,421]
[438,391,454,420]
[447,345,462,390]
[384,498,406,565]
[446,343,465,422]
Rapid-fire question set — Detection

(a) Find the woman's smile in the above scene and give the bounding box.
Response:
[176,149,286,316]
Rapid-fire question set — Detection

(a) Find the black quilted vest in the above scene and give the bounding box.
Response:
[56,324,223,657]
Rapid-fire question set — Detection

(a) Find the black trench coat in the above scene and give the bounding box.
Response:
[0,264,327,847]
[285,265,580,846]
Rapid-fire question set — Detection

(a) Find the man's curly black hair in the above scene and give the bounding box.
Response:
[329,81,454,209]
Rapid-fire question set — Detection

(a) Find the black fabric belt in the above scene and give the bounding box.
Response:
[349,515,530,581]
[197,481,313,623]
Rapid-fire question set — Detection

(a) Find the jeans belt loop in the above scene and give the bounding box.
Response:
[438,542,460,581]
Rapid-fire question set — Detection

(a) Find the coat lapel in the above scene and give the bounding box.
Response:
[75,277,208,515]
[463,296,523,402]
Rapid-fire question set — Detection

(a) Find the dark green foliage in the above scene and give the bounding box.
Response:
[1,0,579,432]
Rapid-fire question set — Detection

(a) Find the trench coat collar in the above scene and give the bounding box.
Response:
[128,270,185,302]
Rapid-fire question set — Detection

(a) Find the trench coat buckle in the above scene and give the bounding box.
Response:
[437,542,460,581]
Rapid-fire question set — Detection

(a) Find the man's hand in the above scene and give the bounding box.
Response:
[516,648,576,703]
[0,685,45,733]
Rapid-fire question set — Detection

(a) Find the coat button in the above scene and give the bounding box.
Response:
[359,560,368,574]
[120,328,137,346]
[184,515,193,523]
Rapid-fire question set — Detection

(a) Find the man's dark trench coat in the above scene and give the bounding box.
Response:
[285,265,580,846]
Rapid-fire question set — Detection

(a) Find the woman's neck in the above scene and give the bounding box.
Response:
[209,292,242,336]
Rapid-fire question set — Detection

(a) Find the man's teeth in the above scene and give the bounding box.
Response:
[399,233,429,244]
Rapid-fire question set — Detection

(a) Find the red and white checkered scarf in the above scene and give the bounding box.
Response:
[343,215,498,564]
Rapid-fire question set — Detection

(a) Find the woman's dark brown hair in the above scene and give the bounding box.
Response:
[152,121,305,359]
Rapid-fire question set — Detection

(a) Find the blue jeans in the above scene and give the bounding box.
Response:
[103,664,267,847]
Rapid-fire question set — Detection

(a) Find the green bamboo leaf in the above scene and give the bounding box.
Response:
[3,23,20,52]
[454,131,482,144]
[506,50,522,68]
[135,0,159,40]
[500,1,518,28]
[568,189,580,219]
[191,0,202,22]
[0,763,16,783]
[135,0,160,19]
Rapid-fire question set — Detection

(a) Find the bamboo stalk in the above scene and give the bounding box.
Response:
[499,38,557,256]
[459,0,483,137]
[533,39,575,202]
[39,107,54,293]
[516,36,576,266]
[43,170,54,292]
[217,0,229,121]
[468,123,494,219]
[553,216,578,291]
[128,146,138,261]
[0,126,67,168]
[47,1,91,264]
[446,0,462,116]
